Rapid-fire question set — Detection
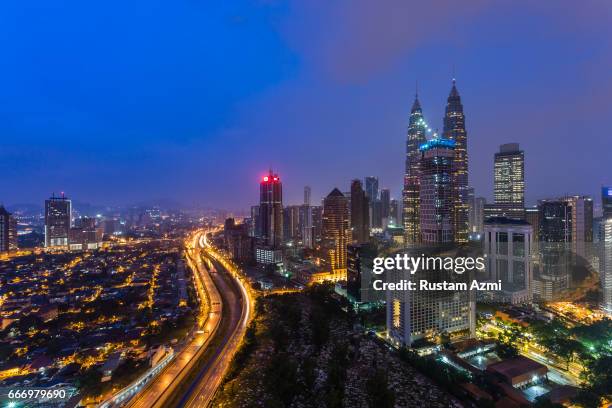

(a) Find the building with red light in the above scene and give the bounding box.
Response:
[259,169,283,248]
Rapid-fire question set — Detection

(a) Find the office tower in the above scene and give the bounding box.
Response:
[525,206,540,241]
[45,193,72,248]
[347,243,382,304]
[249,205,260,237]
[603,186,612,219]
[389,199,399,226]
[602,219,612,314]
[468,195,486,238]
[419,138,456,244]
[380,188,390,227]
[322,188,350,273]
[483,218,533,304]
[0,206,17,252]
[564,195,593,257]
[301,186,313,248]
[311,205,323,243]
[283,205,301,242]
[538,200,572,242]
[443,79,469,243]
[350,179,370,243]
[403,94,428,245]
[364,176,379,202]
[600,188,612,314]
[535,199,573,301]
[371,200,383,229]
[493,143,525,219]
[259,170,283,248]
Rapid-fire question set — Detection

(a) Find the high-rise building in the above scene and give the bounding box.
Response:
[386,245,476,347]
[350,179,369,243]
[311,205,323,243]
[389,199,399,226]
[301,186,314,248]
[603,186,612,219]
[347,243,382,304]
[259,170,283,248]
[0,206,17,252]
[483,217,533,304]
[364,176,379,202]
[525,206,540,241]
[283,205,301,242]
[419,138,456,244]
[468,195,486,239]
[443,79,469,243]
[599,189,612,314]
[45,193,72,248]
[538,200,572,243]
[322,188,350,273]
[564,195,593,257]
[380,188,390,227]
[249,205,261,238]
[493,143,525,220]
[601,218,612,314]
[403,94,428,245]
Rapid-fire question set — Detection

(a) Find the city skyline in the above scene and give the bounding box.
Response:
[0,1,611,209]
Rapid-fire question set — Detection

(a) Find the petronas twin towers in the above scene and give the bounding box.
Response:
[402,80,469,245]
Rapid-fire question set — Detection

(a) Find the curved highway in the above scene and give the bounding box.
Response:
[110,230,252,408]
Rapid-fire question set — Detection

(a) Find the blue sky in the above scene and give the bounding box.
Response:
[0,1,611,210]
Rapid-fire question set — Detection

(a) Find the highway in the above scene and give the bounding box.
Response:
[178,239,252,407]
[115,231,222,408]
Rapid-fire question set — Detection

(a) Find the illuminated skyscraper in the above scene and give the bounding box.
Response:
[603,186,612,219]
[301,186,313,248]
[600,187,612,314]
[403,94,428,245]
[443,79,469,242]
[350,179,369,243]
[322,188,350,273]
[45,193,72,248]
[259,170,283,248]
[493,143,525,220]
[0,206,17,252]
[419,138,456,244]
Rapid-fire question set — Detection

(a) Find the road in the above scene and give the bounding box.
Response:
[119,232,223,408]
[178,253,250,408]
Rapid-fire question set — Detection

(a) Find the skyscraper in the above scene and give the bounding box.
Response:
[493,143,525,220]
[322,188,350,273]
[403,94,428,245]
[599,188,612,313]
[259,170,283,248]
[350,179,369,243]
[364,176,379,202]
[468,195,486,237]
[419,138,456,244]
[301,186,313,248]
[443,79,469,243]
[0,206,17,253]
[45,193,72,248]
[603,186,612,219]
[380,188,390,227]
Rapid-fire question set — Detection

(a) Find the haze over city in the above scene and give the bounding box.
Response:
[1,1,611,209]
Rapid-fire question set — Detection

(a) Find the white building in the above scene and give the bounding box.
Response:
[483,217,533,304]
